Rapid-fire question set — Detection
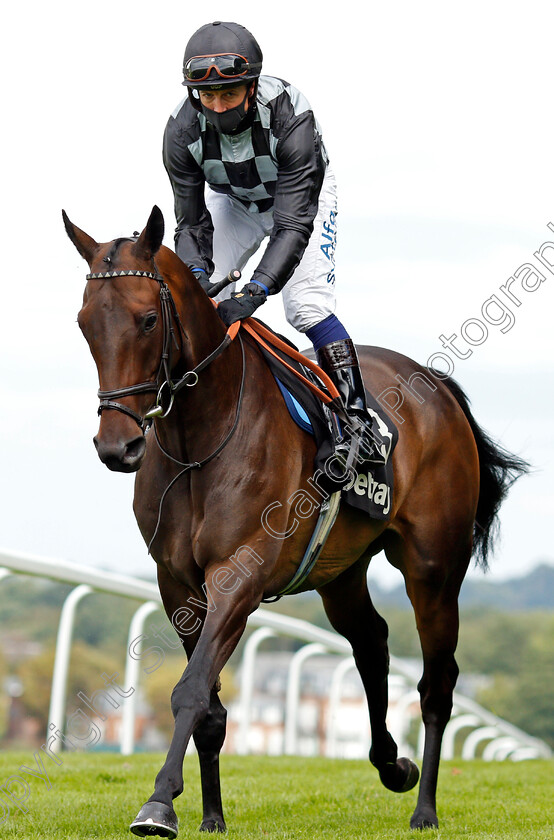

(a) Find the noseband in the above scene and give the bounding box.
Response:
[88,269,239,431]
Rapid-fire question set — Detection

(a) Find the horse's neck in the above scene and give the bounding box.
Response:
[159,249,226,366]
[156,250,244,457]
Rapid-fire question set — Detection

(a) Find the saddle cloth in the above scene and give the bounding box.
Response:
[249,322,398,520]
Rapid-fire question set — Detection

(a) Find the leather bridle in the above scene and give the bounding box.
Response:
[87,268,239,431]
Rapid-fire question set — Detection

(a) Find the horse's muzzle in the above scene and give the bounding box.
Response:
[93,433,146,472]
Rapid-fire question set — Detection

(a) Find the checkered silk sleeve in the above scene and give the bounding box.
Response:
[163,76,328,287]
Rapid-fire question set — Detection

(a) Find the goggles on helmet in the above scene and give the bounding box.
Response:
[184,52,260,82]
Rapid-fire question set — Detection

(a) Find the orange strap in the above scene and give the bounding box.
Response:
[227,320,241,341]
[241,319,341,405]
[212,298,340,405]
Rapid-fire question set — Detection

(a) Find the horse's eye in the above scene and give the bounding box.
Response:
[142,313,158,333]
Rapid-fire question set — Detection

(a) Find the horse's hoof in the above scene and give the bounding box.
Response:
[379,757,420,793]
[199,817,226,832]
[410,805,439,830]
[130,801,178,838]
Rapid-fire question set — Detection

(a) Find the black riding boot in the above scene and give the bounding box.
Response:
[317,339,376,465]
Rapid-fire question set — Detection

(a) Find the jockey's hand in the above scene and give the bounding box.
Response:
[191,268,212,294]
[217,282,267,326]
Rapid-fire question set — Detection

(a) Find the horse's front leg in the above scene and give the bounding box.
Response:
[130,561,261,838]
[193,687,227,832]
[155,565,228,833]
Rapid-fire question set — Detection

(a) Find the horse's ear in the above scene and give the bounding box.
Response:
[133,205,165,261]
[62,210,99,266]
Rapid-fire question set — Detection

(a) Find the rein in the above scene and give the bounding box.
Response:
[88,267,343,558]
[88,267,246,553]
[89,267,336,431]
[147,333,246,553]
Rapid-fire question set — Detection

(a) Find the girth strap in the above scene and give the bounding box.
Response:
[262,491,342,602]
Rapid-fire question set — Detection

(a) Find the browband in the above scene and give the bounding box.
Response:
[86,270,164,281]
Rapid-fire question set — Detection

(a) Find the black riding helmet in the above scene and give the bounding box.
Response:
[182,22,263,133]
[182,21,263,89]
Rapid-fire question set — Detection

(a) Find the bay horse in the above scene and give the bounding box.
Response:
[64,205,527,837]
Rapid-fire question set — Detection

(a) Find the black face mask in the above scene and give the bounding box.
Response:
[201,91,251,135]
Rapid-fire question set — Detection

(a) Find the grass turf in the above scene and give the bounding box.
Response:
[0,752,551,839]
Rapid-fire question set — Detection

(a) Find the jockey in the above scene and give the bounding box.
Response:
[163,21,374,460]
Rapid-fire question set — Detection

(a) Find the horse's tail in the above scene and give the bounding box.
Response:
[435,374,530,570]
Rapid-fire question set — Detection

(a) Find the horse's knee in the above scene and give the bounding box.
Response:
[171,677,210,723]
[194,694,227,754]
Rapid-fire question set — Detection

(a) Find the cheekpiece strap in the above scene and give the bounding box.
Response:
[86,270,164,282]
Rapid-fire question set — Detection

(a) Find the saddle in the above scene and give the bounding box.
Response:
[241,318,398,521]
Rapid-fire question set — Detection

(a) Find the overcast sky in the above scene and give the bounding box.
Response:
[1,0,552,590]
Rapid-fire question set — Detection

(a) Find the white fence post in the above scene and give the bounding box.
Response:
[482,736,520,761]
[390,688,421,758]
[236,627,275,755]
[442,713,481,759]
[326,657,357,758]
[461,725,502,759]
[48,583,93,751]
[284,643,327,755]
[121,600,161,755]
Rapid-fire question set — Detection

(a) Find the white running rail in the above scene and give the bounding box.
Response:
[0,548,550,760]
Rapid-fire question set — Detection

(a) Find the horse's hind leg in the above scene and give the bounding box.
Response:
[318,560,419,793]
[409,575,467,829]
[386,531,471,830]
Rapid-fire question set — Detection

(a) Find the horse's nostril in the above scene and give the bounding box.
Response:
[125,436,146,462]
[94,435,145,472]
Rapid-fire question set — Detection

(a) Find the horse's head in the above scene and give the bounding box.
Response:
[64,206,170,472]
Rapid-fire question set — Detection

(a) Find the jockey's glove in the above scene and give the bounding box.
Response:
[217,282,267,326]
[191,268,212,294]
